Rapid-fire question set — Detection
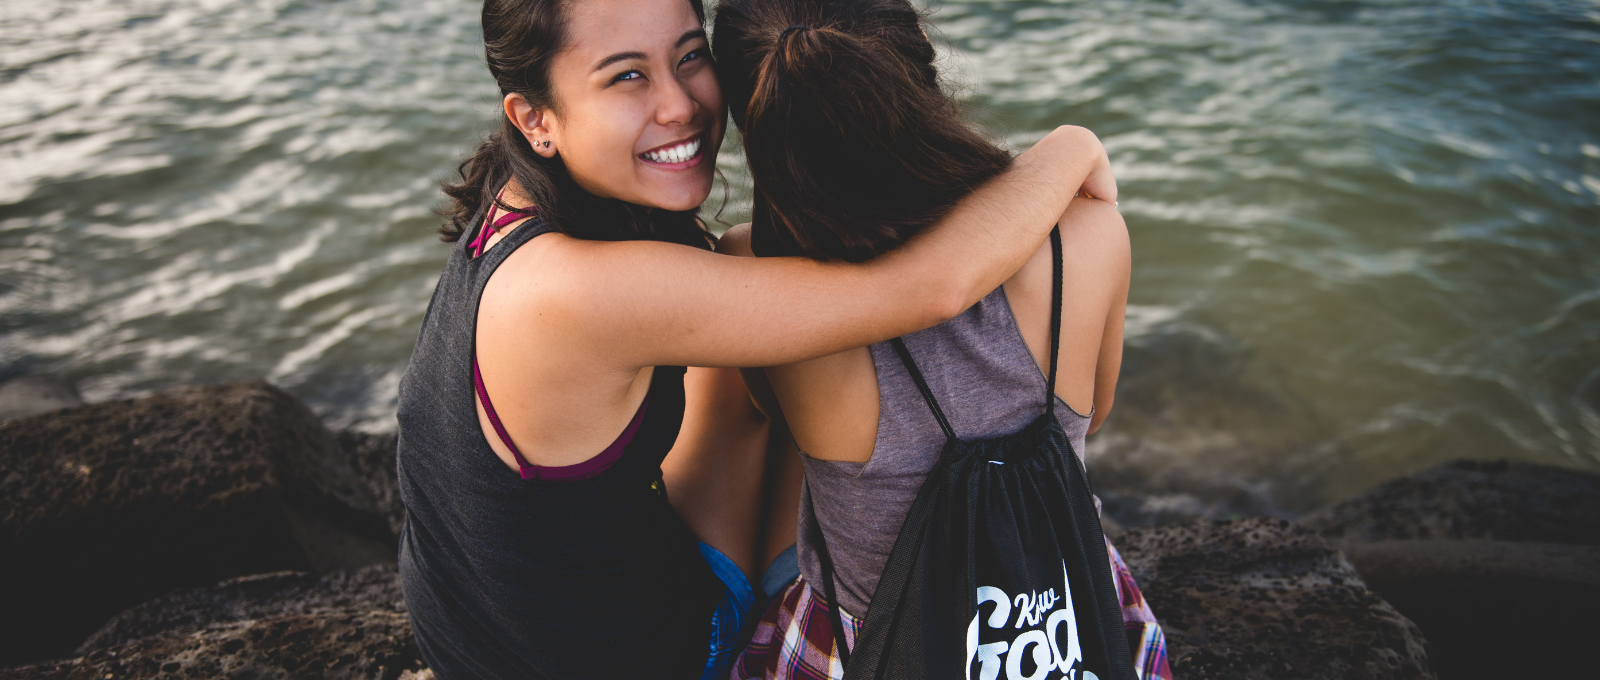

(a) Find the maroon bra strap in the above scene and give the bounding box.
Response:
[470,208,536,258]
[469,192,537,259]
[468,194,640,480]
[472,358,648,481]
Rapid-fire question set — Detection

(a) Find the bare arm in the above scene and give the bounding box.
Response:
[486,125,1114,371]
[1038,198,1128,435]
[661,367,770,580]
[1088,265,1127,435]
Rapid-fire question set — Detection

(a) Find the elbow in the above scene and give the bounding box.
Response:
[1043,125,1098,157]
[1087,395,1114,435]
[937,254,1001,322]
[930,279,972,327]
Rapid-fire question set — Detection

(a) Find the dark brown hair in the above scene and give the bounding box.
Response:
[712,0,1013,262]
[439,0,714,250]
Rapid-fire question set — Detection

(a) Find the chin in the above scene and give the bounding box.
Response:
[648,182,714,212]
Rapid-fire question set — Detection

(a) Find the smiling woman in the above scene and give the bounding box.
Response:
[395,0,1117,677]
[499,10,725,212]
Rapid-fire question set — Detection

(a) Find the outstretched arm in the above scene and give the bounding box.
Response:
[486,125,1115,371]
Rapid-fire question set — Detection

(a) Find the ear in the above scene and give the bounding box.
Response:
[504,93,559,158]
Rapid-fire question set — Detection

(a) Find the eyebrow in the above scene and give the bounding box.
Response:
[591,29,708,72]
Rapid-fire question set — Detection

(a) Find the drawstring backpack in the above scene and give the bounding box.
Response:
[807,227,1136,680]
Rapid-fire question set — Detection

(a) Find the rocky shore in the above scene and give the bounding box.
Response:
[2,379,1595,679]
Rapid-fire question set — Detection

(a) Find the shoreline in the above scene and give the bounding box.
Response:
[2,377,1595,678]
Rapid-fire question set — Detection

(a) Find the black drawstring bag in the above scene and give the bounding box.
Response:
[808,227,1135,680]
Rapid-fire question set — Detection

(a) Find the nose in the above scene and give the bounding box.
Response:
[654,71,699,128]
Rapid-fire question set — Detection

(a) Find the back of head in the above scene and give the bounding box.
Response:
[713,0,1012,261]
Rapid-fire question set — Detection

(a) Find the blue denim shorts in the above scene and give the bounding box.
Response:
[698,543,801,680]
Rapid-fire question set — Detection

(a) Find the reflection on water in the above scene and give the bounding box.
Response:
[2,0,1597,512]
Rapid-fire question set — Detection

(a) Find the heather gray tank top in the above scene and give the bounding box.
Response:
[796,286,1092,618]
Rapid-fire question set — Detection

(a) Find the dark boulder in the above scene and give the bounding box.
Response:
[1337,539,1600,675]
[6,612,423,680]
[1301,460,1600,678]
[0,382,396,667]
[79,564,406,653]
[1114,517,1433,680]
[335,430,403,538]
[1299,459,1600,545]
[6,564,421,680]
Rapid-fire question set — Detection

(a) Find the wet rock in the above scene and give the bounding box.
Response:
[8,564,420,680]
[1300,459,1600,545]
[1336,540,1597,678]
[4,611,422,680]
[336,430,403,538]
[0,374,83,421]
[0,382,396,667]
[80,564,406,653]
[1301,460,1600,678]
[1093,483,1282,529]
[1114,517,1433,680]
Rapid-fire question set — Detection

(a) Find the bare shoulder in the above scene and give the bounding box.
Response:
[1058,199,1128,267]
[477,232,586,329]
[1012,198,1128,292]
[1003,198,1128,409]
[480,229,735,351]
[716,223,755,257]
[481,232,660,320]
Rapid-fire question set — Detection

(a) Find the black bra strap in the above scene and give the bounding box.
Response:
[1045,225,1063,413]
[889,337,957,441]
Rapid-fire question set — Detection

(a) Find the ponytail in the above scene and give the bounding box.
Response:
[714,0,1012,262]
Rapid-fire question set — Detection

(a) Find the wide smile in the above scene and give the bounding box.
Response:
[639,134,706,168]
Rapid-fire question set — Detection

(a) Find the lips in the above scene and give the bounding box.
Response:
[640,135,703,164]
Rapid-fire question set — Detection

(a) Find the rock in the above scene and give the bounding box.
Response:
[1114,517,1433,680]
[4,611,422,680]
[1093,484,1282,529]
[336,430,403,538]
[79,564,406,653]
[1340,540,1600,604]
[1301,460,1600,678]
[1300,459,1600,545]
[6,564,420,680]
[0,382,397,667]
[1339,540,1597,679]
[0,374,83,421]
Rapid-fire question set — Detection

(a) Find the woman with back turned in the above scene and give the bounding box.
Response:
[396,0,1117,677]
[712,1,1172,678]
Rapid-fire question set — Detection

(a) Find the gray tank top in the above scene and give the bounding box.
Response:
[796,286,1092,618]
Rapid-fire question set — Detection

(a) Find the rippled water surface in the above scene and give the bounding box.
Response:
[3,0,1598,512]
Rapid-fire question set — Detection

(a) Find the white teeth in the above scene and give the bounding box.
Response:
[644,138,700,163]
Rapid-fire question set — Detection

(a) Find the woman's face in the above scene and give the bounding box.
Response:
[532,0,724,212]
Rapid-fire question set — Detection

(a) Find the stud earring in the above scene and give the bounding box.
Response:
[543,141,550,148]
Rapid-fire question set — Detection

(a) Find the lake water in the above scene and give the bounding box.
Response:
[3,0,1597,516]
